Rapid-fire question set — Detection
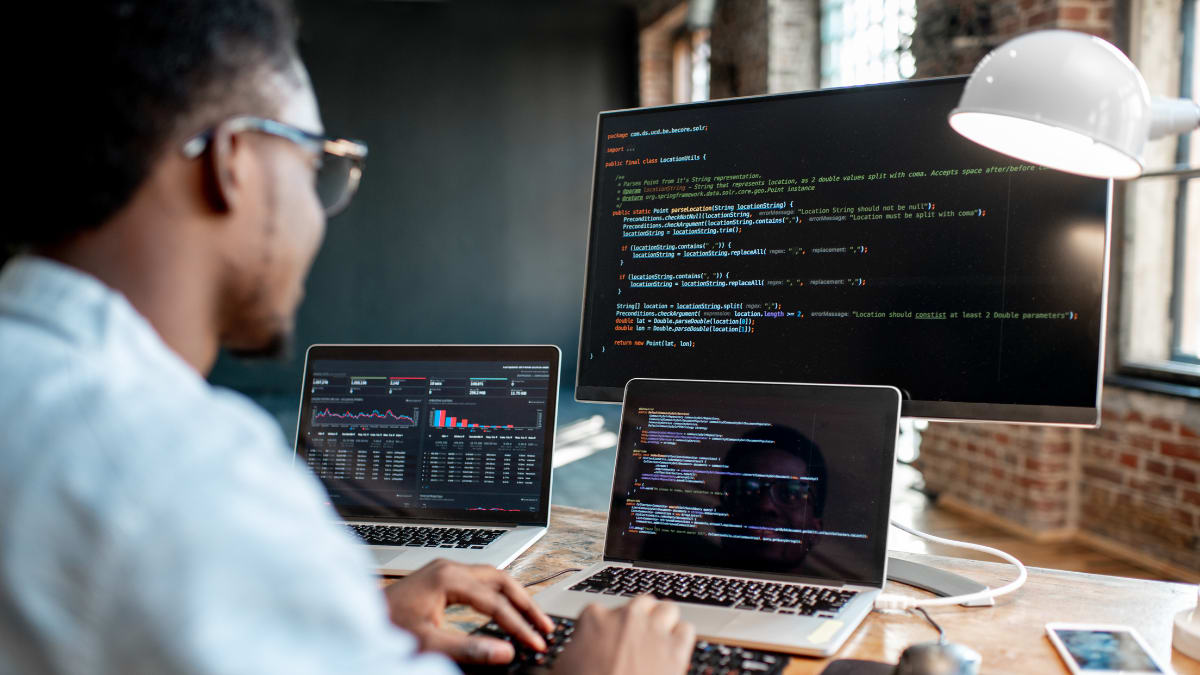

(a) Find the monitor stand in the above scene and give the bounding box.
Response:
[886,556,994,606]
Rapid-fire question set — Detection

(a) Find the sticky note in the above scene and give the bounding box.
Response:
[807,619,844,644]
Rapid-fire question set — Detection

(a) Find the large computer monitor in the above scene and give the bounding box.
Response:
[576,76,1110,426]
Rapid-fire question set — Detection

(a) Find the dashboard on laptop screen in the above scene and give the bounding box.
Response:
[294,346,559,524]
[605,379,898,586]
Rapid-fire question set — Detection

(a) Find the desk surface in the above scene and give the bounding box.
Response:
[448,506,1199,674]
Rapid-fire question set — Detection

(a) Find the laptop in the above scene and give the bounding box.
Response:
[293,344,560,574]
[535,378,900,656]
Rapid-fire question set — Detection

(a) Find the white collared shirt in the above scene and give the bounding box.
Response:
[0,256,457,675]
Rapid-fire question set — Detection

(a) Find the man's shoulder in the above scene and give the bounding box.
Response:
[0,330,292,518]
[0,330,340,610]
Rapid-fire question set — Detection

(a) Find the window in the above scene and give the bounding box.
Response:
[1117,0,1200,385]
[673,27,711,103]
[820,0,917,87]
[639,2,710,107]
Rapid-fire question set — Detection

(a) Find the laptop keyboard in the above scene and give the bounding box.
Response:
[347,524,505,548]
[463,615,790,675]
[569,567,857,617]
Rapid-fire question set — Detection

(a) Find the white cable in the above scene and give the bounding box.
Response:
[873,519,1028,611]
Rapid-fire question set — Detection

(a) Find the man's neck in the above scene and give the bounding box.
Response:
[42,216,223,376]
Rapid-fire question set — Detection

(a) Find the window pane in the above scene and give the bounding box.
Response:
[1180,176,1199,360]
[691,29,711,103]
[820,0,916,87]
[1175,5,1198,361]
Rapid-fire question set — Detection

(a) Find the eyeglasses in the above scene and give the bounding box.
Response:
[182,116,368,216]
[726,478,814,506]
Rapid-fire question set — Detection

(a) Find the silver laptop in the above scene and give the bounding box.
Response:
[536,378,900,656]
[293,344,560,574]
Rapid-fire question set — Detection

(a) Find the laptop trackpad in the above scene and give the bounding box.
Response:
[726,612,834,645]
[675,605,740,635]
[369,548,400,566]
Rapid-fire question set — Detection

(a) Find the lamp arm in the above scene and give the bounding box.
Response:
[1149,96,1200,140]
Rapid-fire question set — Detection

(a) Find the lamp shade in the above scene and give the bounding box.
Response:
[948,30,1151,179]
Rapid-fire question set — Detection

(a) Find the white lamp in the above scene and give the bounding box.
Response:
[948,29,1199,179]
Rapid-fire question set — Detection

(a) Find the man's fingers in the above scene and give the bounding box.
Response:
[455,565,554,645]
[448,578,547,652]
[417,628,515,665]
[577,601,609,628]
[625,594,657,616]
[494,569,556,633]
[649,599,681,631]
[484,589,549,652]
[671,618,697,661]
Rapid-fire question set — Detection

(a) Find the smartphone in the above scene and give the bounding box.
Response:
[1045,623,1175,674]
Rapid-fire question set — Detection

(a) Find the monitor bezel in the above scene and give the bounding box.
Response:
[573,75,1111,427]
[296,344,560,525]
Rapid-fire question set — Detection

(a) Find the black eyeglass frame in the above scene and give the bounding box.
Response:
[725,477,816,506]
[181,116,368,216]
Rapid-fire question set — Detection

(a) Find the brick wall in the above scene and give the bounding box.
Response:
[917,424,1076,533]
[991,0,1115,41]
[913,0,1118,78]
[639,2,689,107]
[917,386,1200,576]
[1081,388,1200,572]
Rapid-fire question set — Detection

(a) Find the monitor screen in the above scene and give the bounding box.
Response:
[604,379,899,586]
[294,345,559,524]
[575,76,1110,425]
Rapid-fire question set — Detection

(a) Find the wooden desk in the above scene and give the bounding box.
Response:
[456,506,1200,674]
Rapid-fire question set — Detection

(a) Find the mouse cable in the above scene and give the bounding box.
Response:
[873,519,1028,610]
[911,607,945,643]
[523,568,583,588]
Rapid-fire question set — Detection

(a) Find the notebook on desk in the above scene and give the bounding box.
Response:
[293,344,559,574]
[534,378,900,656]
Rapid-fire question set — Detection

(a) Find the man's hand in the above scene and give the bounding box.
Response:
[553,596,696,675]
[384,559,555,665]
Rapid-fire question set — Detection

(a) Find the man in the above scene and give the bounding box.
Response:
[0,2,694,673]
[718,427,828,573]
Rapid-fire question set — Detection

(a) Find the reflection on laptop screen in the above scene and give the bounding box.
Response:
[605,380,897,586]
[296,352,555,521]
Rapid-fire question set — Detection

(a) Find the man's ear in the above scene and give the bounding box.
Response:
[201,122,247,214]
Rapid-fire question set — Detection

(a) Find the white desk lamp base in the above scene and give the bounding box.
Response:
[1175,600,1200,661]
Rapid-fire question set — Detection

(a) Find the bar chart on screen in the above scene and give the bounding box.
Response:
[429,407,538,430]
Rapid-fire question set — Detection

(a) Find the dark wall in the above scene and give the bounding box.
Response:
[209,0,637,428]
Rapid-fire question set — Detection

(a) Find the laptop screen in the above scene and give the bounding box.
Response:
[604,379,898,587]
[295,345,560,525]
